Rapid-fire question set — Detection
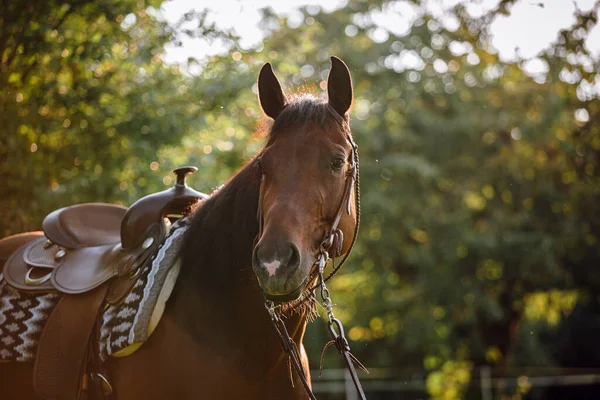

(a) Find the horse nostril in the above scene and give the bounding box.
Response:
[252,245,261,269]
[288,243,300,270]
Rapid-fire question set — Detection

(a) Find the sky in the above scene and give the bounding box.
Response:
[159,0,600,71]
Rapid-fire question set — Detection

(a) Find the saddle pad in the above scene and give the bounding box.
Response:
[99,218,189,360]
[0,281,60,362]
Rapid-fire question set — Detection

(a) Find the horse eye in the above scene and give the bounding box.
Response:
[330,158,345,171]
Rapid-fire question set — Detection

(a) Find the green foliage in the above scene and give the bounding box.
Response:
[0,0,235,234]
[2,1,600,398]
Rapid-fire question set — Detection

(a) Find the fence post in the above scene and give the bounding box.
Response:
[345,369,359,400]
[481,366,492,400]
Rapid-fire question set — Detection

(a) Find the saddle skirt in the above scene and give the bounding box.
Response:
[0,218,189,363]
[3,205,165,298]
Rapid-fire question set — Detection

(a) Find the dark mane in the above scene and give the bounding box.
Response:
[176,161,261,297]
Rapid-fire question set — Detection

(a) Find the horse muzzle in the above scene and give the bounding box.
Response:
[252,240,311,302]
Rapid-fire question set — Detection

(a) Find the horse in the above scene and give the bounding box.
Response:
[0,56,360,399]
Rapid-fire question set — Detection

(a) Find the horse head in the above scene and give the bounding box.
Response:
[252,56,358,303]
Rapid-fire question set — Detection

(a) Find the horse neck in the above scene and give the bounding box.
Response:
[169,161,308,364]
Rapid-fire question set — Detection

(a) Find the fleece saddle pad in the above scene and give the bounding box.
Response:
[0,218,189,363]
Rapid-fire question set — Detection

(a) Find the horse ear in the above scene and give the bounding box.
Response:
[327,56,353,117]
[258,63,287,120]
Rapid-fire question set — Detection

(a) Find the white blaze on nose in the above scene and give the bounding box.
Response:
[264,260,281,277]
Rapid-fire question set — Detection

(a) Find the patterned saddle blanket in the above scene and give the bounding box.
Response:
[0,219,189,362]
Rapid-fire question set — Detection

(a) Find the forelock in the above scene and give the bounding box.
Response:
[269,94,330,138]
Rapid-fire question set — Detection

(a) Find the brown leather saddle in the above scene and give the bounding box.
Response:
[4,166,207,299]
[1,166,208,399]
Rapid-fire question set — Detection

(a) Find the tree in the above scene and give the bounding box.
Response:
[0,0,235,235]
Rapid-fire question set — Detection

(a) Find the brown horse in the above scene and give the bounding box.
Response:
[0,56,358,399]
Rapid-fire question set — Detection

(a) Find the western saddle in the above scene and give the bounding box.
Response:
[1,166,208,399]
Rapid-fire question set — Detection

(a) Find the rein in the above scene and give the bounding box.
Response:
[256,106,367,399]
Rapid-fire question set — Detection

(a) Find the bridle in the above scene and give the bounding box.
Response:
[255,105,367,400]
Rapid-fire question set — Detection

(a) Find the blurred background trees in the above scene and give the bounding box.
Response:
[1,0,599,398]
